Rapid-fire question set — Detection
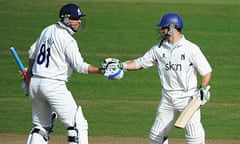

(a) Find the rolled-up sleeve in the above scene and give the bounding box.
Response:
[134,47,157,69]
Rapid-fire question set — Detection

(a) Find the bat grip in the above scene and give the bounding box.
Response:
[22,70,30,86]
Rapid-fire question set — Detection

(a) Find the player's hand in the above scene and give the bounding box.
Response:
[19,68,32,82]
[102,58,122,69]
[104,67,124,80]
[19,68,31,96]
[22,80,29,96]
[102,58,124,80]
[199,85,210,105]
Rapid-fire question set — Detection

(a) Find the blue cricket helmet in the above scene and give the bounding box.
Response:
[156,13,183,29]
[59,3,86,20]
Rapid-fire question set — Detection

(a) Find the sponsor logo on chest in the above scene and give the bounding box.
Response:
[165,61,182,71]
[163,53,186,71]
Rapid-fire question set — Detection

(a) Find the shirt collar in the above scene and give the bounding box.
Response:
[163,34,185,49]
[57,21,75,35]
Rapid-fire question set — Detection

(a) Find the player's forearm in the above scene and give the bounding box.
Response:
[122,60,142,71]
[88,65,104,74]
[201,72,211,86]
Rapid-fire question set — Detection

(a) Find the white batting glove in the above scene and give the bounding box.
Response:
[102,58,121,69]
[199,85,211,105]
[102,58,124,80]
[21,81,29,96]
[19,68,30,96]
[104,67,124,80]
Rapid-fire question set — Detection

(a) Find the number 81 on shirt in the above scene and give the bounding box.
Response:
[37,43,51,68]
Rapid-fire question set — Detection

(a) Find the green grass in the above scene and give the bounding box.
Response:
[0,0,240,140]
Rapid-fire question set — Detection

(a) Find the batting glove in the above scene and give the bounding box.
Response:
[19,68,30,96]
[102,58,124,80]
[199,85,211,105]
[21,81,29,96]
[104,67,124,80]
[102,58,120,69]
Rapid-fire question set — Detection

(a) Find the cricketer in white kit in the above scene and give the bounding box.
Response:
[26,3,114,144]
[106,13,212,144]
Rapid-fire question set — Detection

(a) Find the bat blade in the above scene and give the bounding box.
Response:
[174,98,201,128]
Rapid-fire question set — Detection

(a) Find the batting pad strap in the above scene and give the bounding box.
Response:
[31,127,49,141]
[67,127,79,143]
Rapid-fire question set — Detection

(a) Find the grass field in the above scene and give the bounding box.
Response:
[0,0,240,142]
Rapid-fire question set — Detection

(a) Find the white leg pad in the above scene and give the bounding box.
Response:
[68,106,88,144]
[26,126,49,144]
[149,116,169,144]
[75,106,88,144]
[185,122,205,144]
[150,138,168,144]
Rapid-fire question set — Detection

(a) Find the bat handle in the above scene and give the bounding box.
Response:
[22,70,30,86]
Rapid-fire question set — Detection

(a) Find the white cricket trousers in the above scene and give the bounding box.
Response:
[29,77,77,128]
[149,89,205,144]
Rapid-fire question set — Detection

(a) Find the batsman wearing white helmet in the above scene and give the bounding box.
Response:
[26,3,119,144]
[105,13,212,144]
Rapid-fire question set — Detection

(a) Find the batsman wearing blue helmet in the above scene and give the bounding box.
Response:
[105,13,212,144]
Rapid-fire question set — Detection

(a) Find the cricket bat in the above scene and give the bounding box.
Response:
[10,47,30,86]
[174,98,201,128]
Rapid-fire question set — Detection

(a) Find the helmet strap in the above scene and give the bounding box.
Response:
[61,14,70,26]
[167,24,176,36]
[63,17,70,26]
[61,14,77,32]
[158,24,176,48]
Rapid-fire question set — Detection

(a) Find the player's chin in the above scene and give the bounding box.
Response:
[71,24,80,31]
[72,26,79,32]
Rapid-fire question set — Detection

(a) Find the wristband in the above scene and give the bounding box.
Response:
[99,68,105,74]
[120,62,128,71]
[199,85,208,90]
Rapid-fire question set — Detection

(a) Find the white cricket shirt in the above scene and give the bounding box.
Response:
[135,35,212,91]
[29,22,89,82]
